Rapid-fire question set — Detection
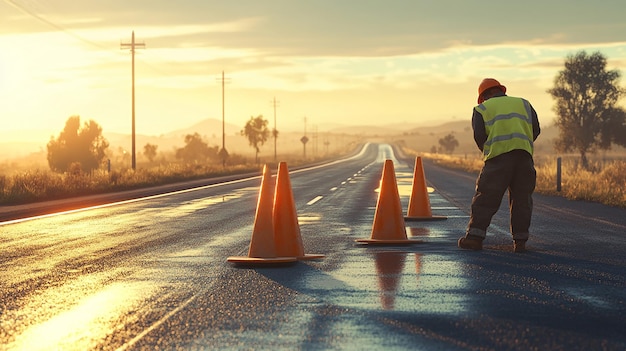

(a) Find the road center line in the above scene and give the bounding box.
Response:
[115,294,198,351]
[307,196,323,206]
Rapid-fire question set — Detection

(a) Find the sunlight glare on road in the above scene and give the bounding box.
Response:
[156,191,249,218]
[7,282,154,351]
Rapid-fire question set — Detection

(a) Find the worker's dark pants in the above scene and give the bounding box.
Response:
[467,150,536,241]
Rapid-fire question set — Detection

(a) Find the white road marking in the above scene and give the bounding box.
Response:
[307,196,323,205]
[115,294,198,351]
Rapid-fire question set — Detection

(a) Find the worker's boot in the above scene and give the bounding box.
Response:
[514,239,527,253]
[458,235,483,251]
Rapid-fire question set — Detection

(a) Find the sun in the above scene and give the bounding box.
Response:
[0,31,82,132]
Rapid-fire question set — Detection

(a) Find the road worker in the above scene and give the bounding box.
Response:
[458,78,541,253]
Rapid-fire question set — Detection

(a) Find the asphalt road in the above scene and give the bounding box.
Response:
[1,143,625,351]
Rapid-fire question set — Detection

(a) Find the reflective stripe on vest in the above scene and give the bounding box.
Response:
[475,96,534,160]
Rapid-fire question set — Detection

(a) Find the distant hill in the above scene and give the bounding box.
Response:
[163,118,241,139]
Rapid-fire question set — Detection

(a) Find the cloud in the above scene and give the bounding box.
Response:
[5,1,626,57]
[3,0,626,135]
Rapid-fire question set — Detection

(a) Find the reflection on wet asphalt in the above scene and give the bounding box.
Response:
[1,144,625,350]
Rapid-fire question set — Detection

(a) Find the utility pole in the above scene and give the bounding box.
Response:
[216,71,230,167]
[270,97,280,161]
[120,31,145,170]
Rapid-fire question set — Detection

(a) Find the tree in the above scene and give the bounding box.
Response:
[47,115,109,173]
[600,107,626,148]
[438,133,459,154]
[547,51,626,169]
[175,133,218,163]
[241,115,270,163]
[143,143,158,163]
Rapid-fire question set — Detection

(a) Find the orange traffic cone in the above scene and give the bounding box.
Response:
[273,162,324,260]
[357,160,419,245]
[404,156,447,221]
[227,164,297,264]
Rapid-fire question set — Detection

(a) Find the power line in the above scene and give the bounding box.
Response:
[4,0,172,78]
[4,0,110,51]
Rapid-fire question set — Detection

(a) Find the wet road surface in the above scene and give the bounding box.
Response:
[1,143,625,350]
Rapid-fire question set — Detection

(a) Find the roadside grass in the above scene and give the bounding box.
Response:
[403,148,626,208]
[3,145,624,209]
[0,154,338,206]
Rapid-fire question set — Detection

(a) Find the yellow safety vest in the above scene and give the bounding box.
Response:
[475,96,534,161]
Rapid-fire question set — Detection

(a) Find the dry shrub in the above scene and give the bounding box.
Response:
[0,175,6,197]
[600,161,626,185]
[2,171,61,203]
[408,150,483,174]
[540,159,625,207]
[0,149,349,206]
[596,161,626,206]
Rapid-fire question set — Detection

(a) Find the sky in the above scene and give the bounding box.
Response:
[2,0,626,141]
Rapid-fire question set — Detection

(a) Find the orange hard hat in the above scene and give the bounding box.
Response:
[477,78,506,104]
